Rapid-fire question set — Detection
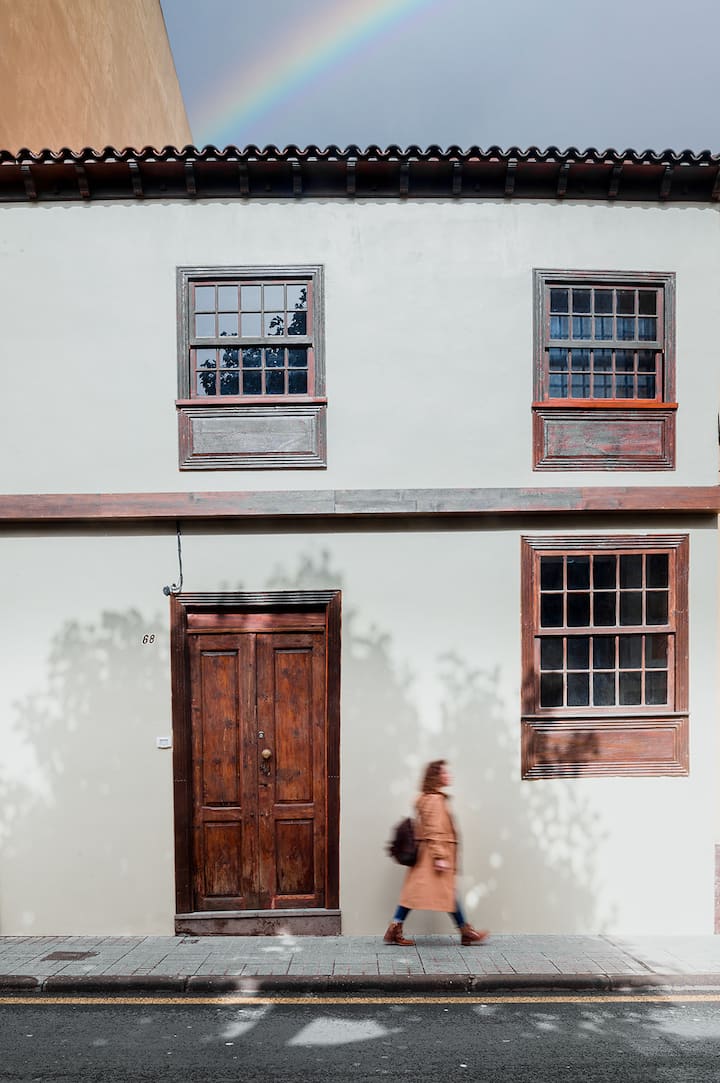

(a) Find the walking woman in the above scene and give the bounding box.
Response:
[384,759,488,947]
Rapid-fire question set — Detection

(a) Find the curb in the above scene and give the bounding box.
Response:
[3,972,720,996]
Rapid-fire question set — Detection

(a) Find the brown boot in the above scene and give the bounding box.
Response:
[383,921,415,946]
[460,924,489,946]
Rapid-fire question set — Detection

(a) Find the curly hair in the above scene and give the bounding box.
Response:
[420,759,447,794]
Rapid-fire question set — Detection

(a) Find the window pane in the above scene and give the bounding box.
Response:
[647,553,669,588]
[620,591,643,626]
[266,370,285,394]
[550,315,569,339]
[619,672,642,705]
[571,349,591,371]
[287,284,308,310]
[541,637,564,670]
[194,285,215,312]
[218,313,238,336]
[263,284,285,309]
[567,556,590,589]
[288,347,308,368]
[196,349,216,369]
[646,634,668,668]
[595,290,613,314]
[241,313,262,337]
[638,291,657,315]
[242,347,261,368]
[593,555,616,589]
[571,373,591,397]
[619,635,642,668]
[637,350,656,372]
[288,370,308,393]
[220,371,239,395]
[593,592,616,626]
[637,374,656,398]
[594,349,612,371]
[549,373,568,397]
[616,374,634,397]
[646,672,668,705]
[196,372,216,395]
[217,285,238,311]
[638,317,657,341]
[549,348,569,370]
[567,593,590,627]
[550,289,569,313]
[572,289,592,313]
[567,636,589,669]
[617,290,635,314]
[266,348,284,368]
[617,318,636,340]
[265,312,285,336]
[240,285,262,311]
[287,310,307,335]
[646,591,668,625]
[567,673,589,706]
[620,554,642,588]
[243,370,262,394]
[220,348,238,368]
[616,350,634,371]
[595,316,613,339]
[195,313,215,337]
[593,672,616,706]
[593,636,615,668]
[541,556,564,590]
[572,316,592,339]
[540,673,564,708]
[541,594,563,627]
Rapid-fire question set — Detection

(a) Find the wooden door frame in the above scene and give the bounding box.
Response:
[170,590,341,935]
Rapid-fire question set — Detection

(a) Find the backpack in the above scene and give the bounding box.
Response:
[387,816,418,866]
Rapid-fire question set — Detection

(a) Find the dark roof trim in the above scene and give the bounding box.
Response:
[1,486,719,523]
[1,145,719,203]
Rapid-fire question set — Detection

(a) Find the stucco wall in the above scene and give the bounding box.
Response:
[0,0,191,152]
[0,198,718,493]
[0,520,716,936]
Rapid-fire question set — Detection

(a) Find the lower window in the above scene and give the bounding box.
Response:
[521,534,689,778]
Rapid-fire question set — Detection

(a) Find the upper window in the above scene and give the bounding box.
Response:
[533,270,676,470]
[521,534,689,779]
[177,266,326,470]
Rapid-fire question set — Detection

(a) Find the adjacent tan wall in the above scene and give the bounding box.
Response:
[0,0,191,151]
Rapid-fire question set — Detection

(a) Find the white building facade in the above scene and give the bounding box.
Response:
[0,146,719,937]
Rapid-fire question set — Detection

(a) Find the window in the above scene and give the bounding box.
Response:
[533,271,676,470]
[521,535,689,778]
[177,266,326,469]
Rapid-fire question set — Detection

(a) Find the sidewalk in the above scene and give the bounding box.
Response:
[2,934,720,995]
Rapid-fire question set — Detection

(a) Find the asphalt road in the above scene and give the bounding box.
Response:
[3,995,720,1081]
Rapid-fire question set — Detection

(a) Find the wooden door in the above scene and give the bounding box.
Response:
[188,622,328,913]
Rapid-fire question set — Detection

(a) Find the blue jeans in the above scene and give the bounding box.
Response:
[393,901,467,928]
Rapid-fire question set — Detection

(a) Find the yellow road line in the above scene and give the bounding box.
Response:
[2,994,720,1006]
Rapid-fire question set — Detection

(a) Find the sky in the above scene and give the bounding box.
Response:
[161,0,720,153]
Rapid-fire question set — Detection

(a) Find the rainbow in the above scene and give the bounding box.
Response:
[194,0,434,147]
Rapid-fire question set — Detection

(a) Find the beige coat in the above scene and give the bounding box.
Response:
[399,792,458,913]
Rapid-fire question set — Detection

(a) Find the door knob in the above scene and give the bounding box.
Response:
[261,749,272,760]
[260,748,273,776]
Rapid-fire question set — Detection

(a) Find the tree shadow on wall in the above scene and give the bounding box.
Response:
[436,653,611,932]
[0,609,171,934]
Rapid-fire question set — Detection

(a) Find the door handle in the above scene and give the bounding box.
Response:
[260,748,272,776]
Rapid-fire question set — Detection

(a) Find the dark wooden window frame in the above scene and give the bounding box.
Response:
[532,270,677,470]
[170,590,341,934]
[521,534,689,779]
[177,266,327,470]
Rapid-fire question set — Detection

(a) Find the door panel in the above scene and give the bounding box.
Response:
[187,622,327,913]
[257,633,326,909]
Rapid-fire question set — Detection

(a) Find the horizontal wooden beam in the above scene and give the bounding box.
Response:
[0,487,719,523]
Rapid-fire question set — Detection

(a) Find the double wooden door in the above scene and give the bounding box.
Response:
[185,610,329,913]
